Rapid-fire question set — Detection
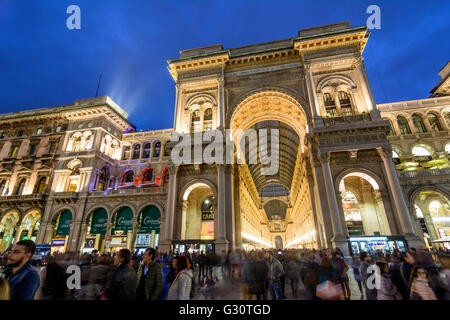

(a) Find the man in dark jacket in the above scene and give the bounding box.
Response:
[136,248,163,300]
[3,240,40,300]
[105,248,136,300]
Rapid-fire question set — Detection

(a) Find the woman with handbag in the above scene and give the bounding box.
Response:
[332,251,351,300]
[408,266,437,300]
[316,257,343,300]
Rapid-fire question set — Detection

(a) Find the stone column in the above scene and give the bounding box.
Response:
[217,77,225,131]
[67,221,82,253]
[319,152,348,253]
[103,222,113,253]
[78,222,89,252]
[354,56,376,111]
[304,63,321,120]
[159,164,178,253]
[128,220,138,251]
[215,164,230,252]
[180,200,188,240]
[45,223,55,245]
[333,90,342,115]
[36,221,47,244]
[173,83,182,131]
[377,147,423,247]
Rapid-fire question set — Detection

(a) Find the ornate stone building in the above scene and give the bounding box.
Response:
[0,22,448,255]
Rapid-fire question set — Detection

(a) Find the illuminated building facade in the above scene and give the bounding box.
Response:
[0,22,448,255]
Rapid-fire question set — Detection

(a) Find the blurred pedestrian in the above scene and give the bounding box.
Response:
[332,251,350,299]
[266,251,284,300]
[351,255,363,297]
[409,266,437,300]
[360,251,377,300]
[104,248,137,300]
[40,255,67,300]
[376,261,396,300]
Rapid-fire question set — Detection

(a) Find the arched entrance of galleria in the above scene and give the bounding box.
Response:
[161,89,419,255]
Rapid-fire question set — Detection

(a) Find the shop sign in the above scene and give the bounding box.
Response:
[138,206,160,233]
[201,212,214,220]
[90,208,107,234]
[115,207,133,231]
[51,240,65,246]
[56,210,73,236]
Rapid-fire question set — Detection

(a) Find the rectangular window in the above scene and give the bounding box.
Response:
[56,125,62,133]
[48,142,57,154]
[29,143,37,156]
[17,130,23,137]
[0,132,5,139]
[36,128,43,135]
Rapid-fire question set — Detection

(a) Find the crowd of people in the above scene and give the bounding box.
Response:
[0,240,449,301]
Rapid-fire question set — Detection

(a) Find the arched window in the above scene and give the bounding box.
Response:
[338,91,352,115]
[412,114,427,133]
[383,118,396,136]
[132,143,141,159]
[121,170,134,184]
[204,108,213,120]
[427,113,443,131]
[84,132,93,150]
[122,145,131,160]
[73,135,82,152]
[97,167,108,191]
[16,178,26,195]
[323,93,337,116]
[397,116,411,134]
[142,168,153,182]
[143,142,151,158]
[203,108,213,131]
[412,146,431,156]
[415,205,423,218]
[191,110,201,132]
[37,177,46,193]
[392,150,400,158]
[154,142,161,158]
[0,180,6,196]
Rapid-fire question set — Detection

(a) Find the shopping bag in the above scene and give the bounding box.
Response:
[316,280,344,300]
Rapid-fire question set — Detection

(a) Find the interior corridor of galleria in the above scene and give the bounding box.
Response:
[0,22,449,256]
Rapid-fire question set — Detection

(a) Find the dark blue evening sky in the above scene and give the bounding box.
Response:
[0,0,449,131]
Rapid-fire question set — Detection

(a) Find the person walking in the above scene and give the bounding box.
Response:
[165,257,178,288]
[266,251,284,300]
[40,255,67,300]
[376,261,396,300]
[359,252,377,300]
[104,249,137,300]
[351,255,363,297]
[251,251,269,300]
[167,255,194,300]
[332,251,350,300]
[285,254,300,297]
[135,248,164,300]
[409,266,437,300]
[3,240,40,300]
[0,277,9,300]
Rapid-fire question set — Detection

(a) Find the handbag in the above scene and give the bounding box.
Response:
[410,291,423,300]
[316,280,344,300]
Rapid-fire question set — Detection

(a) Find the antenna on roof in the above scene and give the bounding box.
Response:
[95,74,102,97]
